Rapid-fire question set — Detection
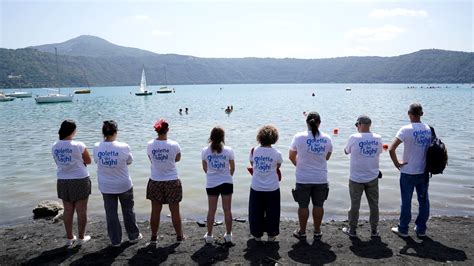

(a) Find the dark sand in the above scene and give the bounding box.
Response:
[1,216,471,265]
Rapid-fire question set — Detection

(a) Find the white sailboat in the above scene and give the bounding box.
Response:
[156,67,173,94]
[6,75,32,98]
[135,66,153,96]
[35,48,74,104]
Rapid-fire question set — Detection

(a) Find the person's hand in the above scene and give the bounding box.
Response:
[395,161,408,170]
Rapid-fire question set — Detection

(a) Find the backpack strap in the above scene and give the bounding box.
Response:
[429,126,437,139]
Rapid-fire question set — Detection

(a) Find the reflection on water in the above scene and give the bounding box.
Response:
[0,84,473,225]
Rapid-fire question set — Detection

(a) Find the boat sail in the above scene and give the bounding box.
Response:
[35,48,74,103]
[135,66,153,96]
[156,67,173,94]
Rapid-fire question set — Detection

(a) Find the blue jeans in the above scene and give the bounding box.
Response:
[398,173,430,234]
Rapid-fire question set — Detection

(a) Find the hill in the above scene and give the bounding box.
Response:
[1,36,473,88]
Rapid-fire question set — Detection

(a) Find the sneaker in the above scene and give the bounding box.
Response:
[371,229,379,237]
[64,235,76,247]
[313,232,323,241]
[414,227,426,237]
[292,229,307,240]
[223,232,232,243]
[391,227,408,238]
[76,235,91,246]
[176,235,186,243]
[267,235,277,242]
[342,227,357,237]
[254,236,262,242]
[203,233,213,244]
[111,243,121,248]
[129,233,143,243]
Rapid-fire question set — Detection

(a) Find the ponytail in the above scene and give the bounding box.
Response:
[306,112,321,138]
[209,127,225,153]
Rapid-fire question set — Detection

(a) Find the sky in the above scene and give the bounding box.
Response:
[0,0,472,59]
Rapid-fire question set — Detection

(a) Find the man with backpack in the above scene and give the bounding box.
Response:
[389,103,432,238]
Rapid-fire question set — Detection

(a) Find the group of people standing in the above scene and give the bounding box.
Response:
[51,102,432,247]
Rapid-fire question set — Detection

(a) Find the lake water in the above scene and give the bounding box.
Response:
[0,84,473,225]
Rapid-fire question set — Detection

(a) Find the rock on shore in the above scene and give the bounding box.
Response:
[0,216,472,265]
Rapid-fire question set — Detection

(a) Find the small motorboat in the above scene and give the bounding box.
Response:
[5,91,32,98]
[74,89,91,94]
[0,92,15,102]
[156,86,173,94]
[345,87,352,91]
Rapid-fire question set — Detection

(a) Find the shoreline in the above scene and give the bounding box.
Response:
[1,216,471,264]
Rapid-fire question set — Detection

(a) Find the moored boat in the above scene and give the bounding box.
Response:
[0,92,15,102]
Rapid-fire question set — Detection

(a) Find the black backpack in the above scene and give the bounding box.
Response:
[425,126,448,176]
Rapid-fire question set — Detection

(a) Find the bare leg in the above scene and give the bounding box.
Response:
[150,201,163,240]
[207,196,219,236]
[62,200,75,239]
[75,198,89,239]
[298,207,309,233]
[169,202,183,237]
[221,194,233,234]
[313,206,324,233]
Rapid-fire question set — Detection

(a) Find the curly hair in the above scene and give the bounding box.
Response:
[256,125,279,146]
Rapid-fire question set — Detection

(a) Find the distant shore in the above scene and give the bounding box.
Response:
[1,216,471,265]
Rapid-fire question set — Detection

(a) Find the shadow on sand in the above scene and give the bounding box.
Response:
[191,242,233,265]
[23,246,80,265]
[399,236,467,262]
[244,239,281,265]
[70,242,134,265]
[128,242,180,265]
[288,239,337,265]
[349,236,393,259]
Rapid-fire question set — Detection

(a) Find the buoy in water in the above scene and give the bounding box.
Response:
[333,128,339,134]
[383,144,389,150]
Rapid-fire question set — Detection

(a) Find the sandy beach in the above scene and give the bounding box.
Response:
[0,216,471,265]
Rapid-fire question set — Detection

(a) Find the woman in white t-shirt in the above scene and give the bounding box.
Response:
[201,127,235,243]
[289,112,333,241]
[51,120,92,247]
[93,120,142,247]
[249,125,283,242]
[146,119,185,244]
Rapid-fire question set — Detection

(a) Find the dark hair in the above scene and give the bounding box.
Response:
[209,127,225,153]
[58,119,76,140]
[102,120,118,137]
[306,112,321,138]
[408,103,423,116]
[257,125,279,146]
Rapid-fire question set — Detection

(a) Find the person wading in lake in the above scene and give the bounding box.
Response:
[93,120,142,247]
[289,112,333,241]
[201,127,235,244]
[342,115,382,238]
[51,119,92,247]
[389,103,432,238]
[146,119,185,244]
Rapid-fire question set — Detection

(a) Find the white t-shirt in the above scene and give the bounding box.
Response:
[344,132,382,183]
[395,122,432,175]
[201,145,234,188]
[147,139,181,181]
[93,141,133,194]
[289,131,333,184]
[51,140,89,180]
[249,146,283,192]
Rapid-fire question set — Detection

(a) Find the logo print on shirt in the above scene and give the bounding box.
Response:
[54,148,73,164]
[306,138,327,155]
[207,154,227,170]
[152,148,169,161]
[97,150,118,167]
[413,130,431,147]
[254,156,273,172]
[358,140,379,157]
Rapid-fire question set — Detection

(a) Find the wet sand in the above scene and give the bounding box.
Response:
[0,216,471,265]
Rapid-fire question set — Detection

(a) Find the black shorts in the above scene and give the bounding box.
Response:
[293,183,329,208]
[206,183,233,196]
[57,177,91,202]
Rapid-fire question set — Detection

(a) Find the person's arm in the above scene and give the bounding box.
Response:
[202,160,208,173]
[289,150,297,166]
[229,160,235,176]
[326,152,332,161]
[175,152,181,162]
[82,148,92,165]
[389,138,407,170]
[276,163,282,170]
[126,146,133,165]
